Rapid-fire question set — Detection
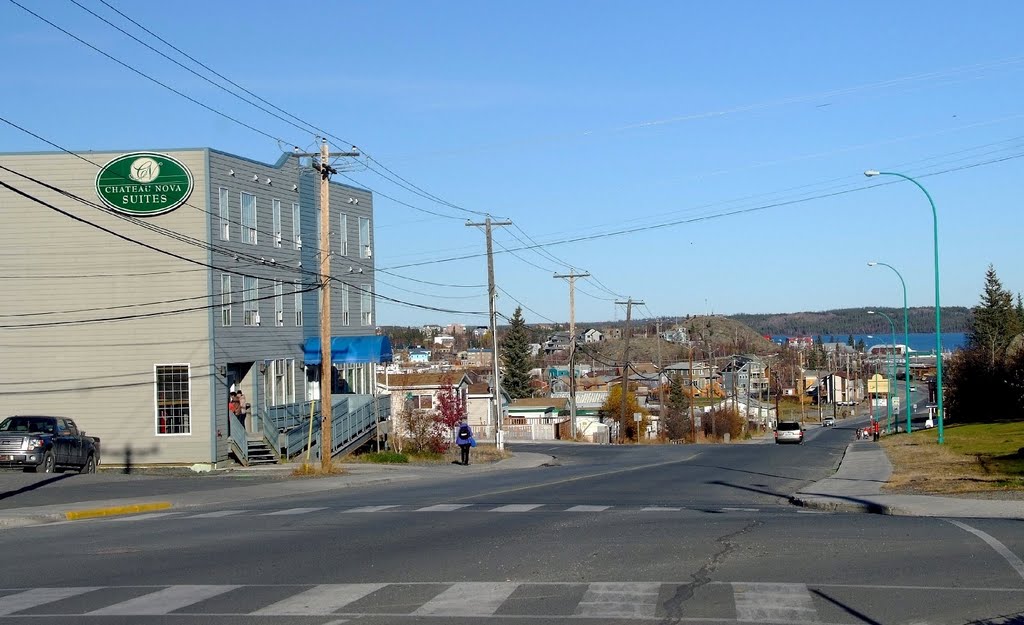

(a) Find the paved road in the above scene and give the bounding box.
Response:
[1,426,1022,624]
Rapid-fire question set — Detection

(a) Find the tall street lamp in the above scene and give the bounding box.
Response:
[868,261,912,435]
[864,170,944,444]
[868,311,897,433]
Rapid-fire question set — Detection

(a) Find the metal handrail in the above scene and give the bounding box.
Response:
[228,413,248,465]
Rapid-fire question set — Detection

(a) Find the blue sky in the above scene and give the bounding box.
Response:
[3,1,1023,327]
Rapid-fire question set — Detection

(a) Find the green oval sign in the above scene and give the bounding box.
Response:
[95,152,194,216]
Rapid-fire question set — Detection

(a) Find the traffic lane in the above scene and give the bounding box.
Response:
[0,471,289,509]
[941,518,1024,583]
[4,504,1023,602]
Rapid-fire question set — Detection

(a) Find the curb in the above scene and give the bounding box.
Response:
[790,495,898,515]
[64,501,173,521]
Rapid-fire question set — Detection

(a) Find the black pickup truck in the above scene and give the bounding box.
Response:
[0,416,100,473]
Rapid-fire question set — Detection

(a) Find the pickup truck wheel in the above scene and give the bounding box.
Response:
[32,451,55,474]
[79,454,97,474]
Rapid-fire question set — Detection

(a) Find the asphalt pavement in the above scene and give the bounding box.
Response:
[0,422,1019,527]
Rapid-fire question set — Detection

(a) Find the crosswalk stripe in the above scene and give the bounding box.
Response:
[575,582,661,618]
[110,512,182,522]
[413,582,518,616]
[732,582,819,623]
[88,585,240,615]
[261,507,326,516]
[184,510,245,518]
[722,508,759,512]
[343,505,400,513]
[251,584,385,615]
[0,587,100,615]
[567,505,611,512]
[491,504,543,512]
[416,504,471,512]
[641,506,682,511]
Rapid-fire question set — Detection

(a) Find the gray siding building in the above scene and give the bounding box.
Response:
[0,147,377,468]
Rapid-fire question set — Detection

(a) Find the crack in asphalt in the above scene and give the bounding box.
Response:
[658,518,762,624]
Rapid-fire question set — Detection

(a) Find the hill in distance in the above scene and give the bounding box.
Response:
[728,306,971,336]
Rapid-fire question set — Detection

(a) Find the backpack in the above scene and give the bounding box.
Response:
[458,425,470,439]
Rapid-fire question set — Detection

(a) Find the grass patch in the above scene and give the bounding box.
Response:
[880,421,1024,494]
[291,462,346,477]
[359,451,409,464]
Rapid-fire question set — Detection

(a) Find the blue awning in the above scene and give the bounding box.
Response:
[303,336,393,365]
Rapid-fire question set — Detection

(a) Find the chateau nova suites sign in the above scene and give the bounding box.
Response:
[95,152,194,216]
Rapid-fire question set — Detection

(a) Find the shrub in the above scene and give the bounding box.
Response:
[362,451,408,464]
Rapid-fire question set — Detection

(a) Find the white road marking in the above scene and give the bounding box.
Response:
[89,585,239,615]
[732,582,819,623]
[416,504,471,512]
[946,519,1024,581]
[722,507,759,512]
[491,504,544,512]
[110,512,182,522]
[343,505,399,513]
[261,507,326,516]
[574,582,661,618]
[0,587,99,615]
[641,506,682,511]
[252,584,385,615]
[567,505,611,512]
[184,510,245,518]
[318,620,348,625]
[412,582,518,616]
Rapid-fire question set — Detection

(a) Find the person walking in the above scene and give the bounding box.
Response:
[455,418,474,466]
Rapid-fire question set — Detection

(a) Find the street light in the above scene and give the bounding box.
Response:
[864,170,944,444]
[868,261,912,435]
[868,311,897,434]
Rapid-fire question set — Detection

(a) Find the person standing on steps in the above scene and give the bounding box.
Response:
[455,418,474,466]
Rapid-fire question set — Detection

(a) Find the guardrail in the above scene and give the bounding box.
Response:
[228,413,248,465]
[282,394,391,460]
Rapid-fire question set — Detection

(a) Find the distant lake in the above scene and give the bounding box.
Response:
[771,333,967,353]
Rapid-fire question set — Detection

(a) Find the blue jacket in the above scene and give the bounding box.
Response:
[455,423,474,446]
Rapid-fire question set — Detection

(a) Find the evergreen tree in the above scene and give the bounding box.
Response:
[500,307,533,399]
[969,265,1018,366]
[856,338,866,353]
[1017,293,1024,331]
[847,334,855,347]
[664,373,690,440]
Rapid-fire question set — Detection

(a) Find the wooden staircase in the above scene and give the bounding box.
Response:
[245,434,278,465]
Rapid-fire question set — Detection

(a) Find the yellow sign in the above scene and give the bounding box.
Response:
[867,374,889,395]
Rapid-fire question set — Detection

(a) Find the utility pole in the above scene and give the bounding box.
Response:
[555,270,589,440]
[467,217,512,450]
[688,344,696,441]
[615,298,643,443]
[656,320,664,438]
[300,139,359,470]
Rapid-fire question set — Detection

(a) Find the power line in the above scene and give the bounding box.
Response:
[381,150,1024,271]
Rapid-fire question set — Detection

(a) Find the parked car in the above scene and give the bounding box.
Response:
[775,420,805,444]
[822,417,836,427]
[0,416,100,473]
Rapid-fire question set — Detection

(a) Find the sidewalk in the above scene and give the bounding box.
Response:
[792,441,1024,519]
[0,452,554,529]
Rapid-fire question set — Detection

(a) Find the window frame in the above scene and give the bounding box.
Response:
[243,276,259,326]
[360,283,372,326]
[154,363,192,436]
[291,202,301,249]
[294,280,303,327]
[274,280,284,327]
[340,283,350,327]
[272,199,282,248]
[358,216,370,258]
[218,187,230,241]
[240,192,258,245]
[220,274,232,327]
[339,213,349,256]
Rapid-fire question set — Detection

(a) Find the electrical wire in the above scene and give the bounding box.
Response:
[495,286,559,325]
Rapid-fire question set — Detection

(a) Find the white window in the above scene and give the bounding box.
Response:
[272,199,282,248]
[266,359,296,407]
[292,203,301,249]
[361,283,372,326]
[274,280,284,326]
[243,276,259,326]
[294,280,303,326]
[340,283,350,326]
[220,274,232,327]
[358,216,371,258]
[241,192,257,244]
[155,364,191,435]
[218,188,230,241]
[339,214,348,256]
